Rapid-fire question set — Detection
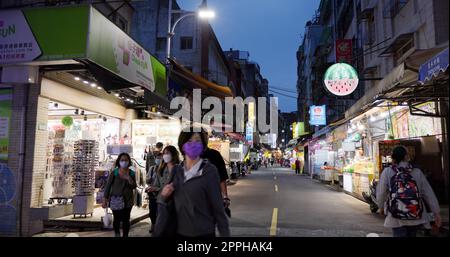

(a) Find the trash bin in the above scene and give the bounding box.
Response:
[338,174,344,188]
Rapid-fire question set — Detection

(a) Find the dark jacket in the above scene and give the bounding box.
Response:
[104,168,137,208]
[170,160,230,237]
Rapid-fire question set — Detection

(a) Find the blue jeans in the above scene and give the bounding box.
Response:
[392,225,422,237]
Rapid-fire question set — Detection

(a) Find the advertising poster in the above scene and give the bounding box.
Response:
[0,89,12,163]
[396,110,409,139]
[87,7,155,92]
[0,10,42,64]
[309,105,327,126]
[0,88,15,235]
[408,102,442,137]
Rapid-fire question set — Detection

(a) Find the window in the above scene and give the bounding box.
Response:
[156,37,166,52]
[393,37,414,65]
[180,37,193,50]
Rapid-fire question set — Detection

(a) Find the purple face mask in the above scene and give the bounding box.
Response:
[183,141,204,159]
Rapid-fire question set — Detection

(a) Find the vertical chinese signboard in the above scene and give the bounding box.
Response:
[335,39,352,64]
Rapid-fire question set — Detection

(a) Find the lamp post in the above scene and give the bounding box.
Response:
[166,3,215,62]
[165,1,215,98]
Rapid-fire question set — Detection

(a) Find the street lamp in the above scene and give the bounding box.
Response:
[166,2,216,62]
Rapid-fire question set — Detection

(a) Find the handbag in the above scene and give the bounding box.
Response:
[101,208,113,229]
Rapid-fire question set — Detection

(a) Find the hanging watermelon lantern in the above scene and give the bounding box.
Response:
[323,63,359,96]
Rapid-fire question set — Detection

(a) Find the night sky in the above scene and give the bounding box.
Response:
[178,0,319,112]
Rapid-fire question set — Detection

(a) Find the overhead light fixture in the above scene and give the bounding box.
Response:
[198,9,216,19]
[114,93,120,97]
[74,109,79,115]
[53,102,58,108]
[83,80,89,84]
[97,86,102,90]
[370,116,376,122]
[74,77,80,81]
[130,100,134,103]
[402,102,408,105]
[90,83,96,87]
[81,110,85,115]
[103,117,107,122]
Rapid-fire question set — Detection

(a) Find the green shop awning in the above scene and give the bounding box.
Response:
[0,5,167,98]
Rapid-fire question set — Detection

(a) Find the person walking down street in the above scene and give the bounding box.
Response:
[295,159,301,175]
[159,127,230,237]
[145,142,164,175]
[147,146,180,233]
[103,153,137,237]
[201,131,231,210]
[145,151,163,233]
[376,146,441,237]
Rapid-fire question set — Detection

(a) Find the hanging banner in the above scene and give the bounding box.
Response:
[309,105,327,126]
[335,39,352,64]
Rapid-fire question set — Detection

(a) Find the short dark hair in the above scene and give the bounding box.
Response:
[392,146,407,164]
[178,126,207,156]
[115,153,132,168]
[156,142,164,149]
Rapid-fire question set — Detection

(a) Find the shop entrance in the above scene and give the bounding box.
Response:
[42,101,121,207]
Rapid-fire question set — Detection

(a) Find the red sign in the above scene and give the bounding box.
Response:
[335,39,352,64]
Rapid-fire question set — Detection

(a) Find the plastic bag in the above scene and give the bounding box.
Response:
[101,208,113,229]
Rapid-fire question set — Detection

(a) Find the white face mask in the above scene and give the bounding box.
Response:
[119,160,129,168]
[163,154,172,163]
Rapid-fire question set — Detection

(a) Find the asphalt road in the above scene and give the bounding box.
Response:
[35,166,393,237]
[228,166,390,237]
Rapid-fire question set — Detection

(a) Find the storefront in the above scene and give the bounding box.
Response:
[0,5,168,236]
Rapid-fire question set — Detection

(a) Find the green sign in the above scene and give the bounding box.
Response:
[324,63,359,96]
[0,89,12,162]
[1,6,167,96]
[87,7,155,92]
[23,6,90,61]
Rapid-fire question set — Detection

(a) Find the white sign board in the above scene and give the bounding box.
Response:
[0,10,42,64]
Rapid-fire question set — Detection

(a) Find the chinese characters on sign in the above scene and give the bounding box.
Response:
[335,39,352,64]
[0,10,42,64]
[309,105,326,126]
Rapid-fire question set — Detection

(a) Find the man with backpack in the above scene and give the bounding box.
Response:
[376,146,442,237]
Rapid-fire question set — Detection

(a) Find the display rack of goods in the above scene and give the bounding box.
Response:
[50,129,71,201]
[72,140,98,217]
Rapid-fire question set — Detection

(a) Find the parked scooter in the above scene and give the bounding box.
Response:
[362,179,379,213]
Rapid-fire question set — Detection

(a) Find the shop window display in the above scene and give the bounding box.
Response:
[42,103,121,207]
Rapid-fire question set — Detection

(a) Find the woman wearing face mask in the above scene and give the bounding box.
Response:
[147,146,180,233]
[159,127,230,237]
[103,153,137,237]
[145,152,162,233]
